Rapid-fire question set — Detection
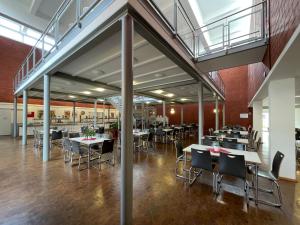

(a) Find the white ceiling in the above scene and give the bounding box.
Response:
[27,28,214,103]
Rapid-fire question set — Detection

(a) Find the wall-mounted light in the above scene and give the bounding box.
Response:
[170,108,175,114]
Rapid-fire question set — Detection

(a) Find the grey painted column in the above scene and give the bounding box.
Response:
[94,99,97,128]
[22,89,28,145]
[141,102,144,130]
[102,101,105,127]
[198,83,203,144]
[73,102,76,125]
[13,96,18,138]
[181,105,183,125]
[120,14,133,225]
[43,74,50,162]
[215,96,219,131]
[162,101,166,127]
[222,102,225,127]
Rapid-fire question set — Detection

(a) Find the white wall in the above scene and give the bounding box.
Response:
[268,78,296,180]
[0,102,118,136]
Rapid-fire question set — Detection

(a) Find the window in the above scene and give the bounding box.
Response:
[0,16,54,51]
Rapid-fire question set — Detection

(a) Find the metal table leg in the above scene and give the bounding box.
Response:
[255,164,258,205]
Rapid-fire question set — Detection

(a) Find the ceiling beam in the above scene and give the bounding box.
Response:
[73,39,148,76]
[29,0,43,15]
[92,54,166,81]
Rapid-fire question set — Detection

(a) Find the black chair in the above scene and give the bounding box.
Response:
[96,127,105,134]
[51,130,63,148]
[155,127,165,143]
[189,149,216,192]
[93,139,114,170]
[205,136,217,141]
[248,151,284,207]
[202,138,220,147]
[69,132,80,138]
[217,153,249,204]
[221,141,245,151]
[70,141,89,170]
[145,132,155,151]
[248,137,262,152]
[228,131,241,138]
[223,138,237,143]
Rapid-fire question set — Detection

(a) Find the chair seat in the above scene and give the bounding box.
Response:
[249,167,277,181]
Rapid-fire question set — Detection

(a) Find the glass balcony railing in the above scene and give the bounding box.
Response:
[13,0,103,91]
[147,0,268,97]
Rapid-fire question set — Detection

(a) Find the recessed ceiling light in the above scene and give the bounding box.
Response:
[97,98,104,102]
[81,91,91,95]
[165,93,174,98]
[152,90,164,94]
[133,80,139,85]
[157,100,163,103]
[181,98,188,101]
[94,88,105,92]
[69,95,75,98]
[146,101,150,104]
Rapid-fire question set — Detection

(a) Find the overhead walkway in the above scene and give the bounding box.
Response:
[148,0,268,89]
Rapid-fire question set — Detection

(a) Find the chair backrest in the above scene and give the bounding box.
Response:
[228,132,241,138]
[253,130,258,142]
[63,138,72,151]
[69,132,80,138]
[148,132,154,142]
[219,152,246,179]
[223,138,237,143]
[255,137,262,151]
[175,141,183,158]
[271,151,285,179]
[156,128,164,136]
[202,138,219,147]
[101,139,114,154]
[52,130,63,140]
[71,141,83,154]
[191,149,213,171]
[205,136,217,141]
[221,141,245,151]
[97,127,105,134]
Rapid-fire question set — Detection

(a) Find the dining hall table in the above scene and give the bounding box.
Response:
[182,144,262,205]
[69,137,110,169]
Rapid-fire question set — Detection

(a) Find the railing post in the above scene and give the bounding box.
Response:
[55,16,59,47]
[173,0,177,33]
[262,1,266,39]
[33,49,36,69]
[26,58,29,76]
[76,0,82,28]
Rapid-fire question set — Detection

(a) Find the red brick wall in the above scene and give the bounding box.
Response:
[155,102,223,134]
[219,66,252,127]
[247,0,300,102]
[0,36,31,102]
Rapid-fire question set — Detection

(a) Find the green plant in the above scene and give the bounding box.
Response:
[83,128,96,138]
[110,122,118,130]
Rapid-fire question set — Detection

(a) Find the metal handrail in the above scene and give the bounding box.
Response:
[146,0,267,97]
[13,0,102,91]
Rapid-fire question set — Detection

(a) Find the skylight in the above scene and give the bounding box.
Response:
[0,16,54,51]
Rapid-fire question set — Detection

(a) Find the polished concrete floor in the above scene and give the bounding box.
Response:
[0,135,299,225]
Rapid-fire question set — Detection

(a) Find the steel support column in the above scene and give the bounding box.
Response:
[22,90,28,145]
[94,99,97,127]
[73,102,76,125]
[120,14,133,225]
[222,102,225,127]
[215,96,219,131]
[181,105,183,125]
[43,74,50,161]
[198,83,203,143]
[163,101,166,127]
[13,96,18,138]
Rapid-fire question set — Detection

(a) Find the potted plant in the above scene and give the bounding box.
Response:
[83,128,96,140]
